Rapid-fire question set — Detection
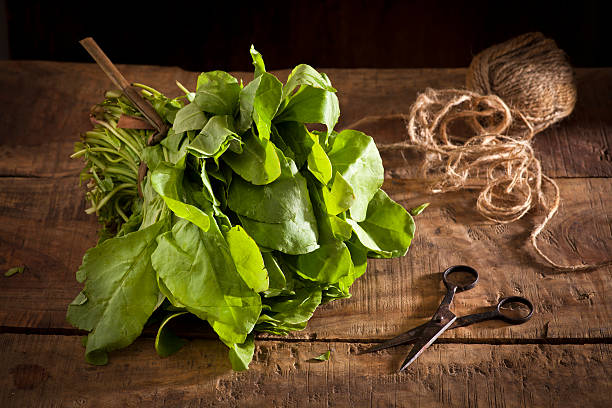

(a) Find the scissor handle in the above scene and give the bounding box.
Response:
[495,296,534,324]
[442,265,479,293]
[450,296,534,329]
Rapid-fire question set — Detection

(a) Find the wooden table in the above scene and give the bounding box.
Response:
[0,62,610,407]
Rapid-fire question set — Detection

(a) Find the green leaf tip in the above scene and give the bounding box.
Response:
[250,45,266,78]
[310,350,331,362]
[4,266,25,277]
[410,202,430,216]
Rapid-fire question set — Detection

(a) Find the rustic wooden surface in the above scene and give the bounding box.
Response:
[0,62,610,406]
[1,334,610,408]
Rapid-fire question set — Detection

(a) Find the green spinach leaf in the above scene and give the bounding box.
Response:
[328,214,353,241]
[282,64,336,100]
[194,71,240,115]
[187,115,242,159]
[228,334,255,371]
[275,84,340,135]
[239,213,319,255]
[222,131,281,185]
[327,130,383,221]
[140,175,169,230]
[295,240,353,284]
[262,252,288,293]
[256,288,322,334]
[348,189,415,258]
[155,312,188,357]
[151,218,261,345]
[225,226,269,293]
[310,350,331,362]
[273,122,312,168]
[237,73,283,139]
[322,172,355,215]
[306,133,333,185]
[172,103,207,134]
[4,266,25,277]
[67,219,166,364]
[410,202,430,216]
[227,150,312,223]
[252,73,283,140]
[250,45,266,78]
[161,128,185,152]
[151,160,211,232]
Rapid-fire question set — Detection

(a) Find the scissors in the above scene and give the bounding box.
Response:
[361,265,534,371]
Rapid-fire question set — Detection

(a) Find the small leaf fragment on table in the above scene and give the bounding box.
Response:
[310,350,331,362]
[4,266,25,277]
[410,202,430,216]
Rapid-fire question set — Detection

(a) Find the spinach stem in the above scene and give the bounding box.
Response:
[107,118,147,151]
[175,80,191,95]
[101,152,130,166]
[104,166,137,179]
[85,183,136,214]
[85,131,118,148]
[70,149,87,159]
[91,167,103,187]
[73,147,138,172]
[133,83,162,96]
[114,199,129,222]
[96,120,142,159]
[111,122,146,151]
[87,154,108,171]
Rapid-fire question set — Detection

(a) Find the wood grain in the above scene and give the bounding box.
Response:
[1,61,610,407]
[0,62,610,178]
[0,334,610,408]
[1,176,610,341]
[305,177,612,341]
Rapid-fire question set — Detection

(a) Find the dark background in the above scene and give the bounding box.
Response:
[1,0,608,70]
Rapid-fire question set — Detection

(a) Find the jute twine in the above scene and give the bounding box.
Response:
[373,33,611,271]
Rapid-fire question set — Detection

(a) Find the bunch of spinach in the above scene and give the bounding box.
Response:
[68,47,420,370]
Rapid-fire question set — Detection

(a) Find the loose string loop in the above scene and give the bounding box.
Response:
[372,88,610,271]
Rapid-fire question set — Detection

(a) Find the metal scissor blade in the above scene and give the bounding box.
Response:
[359,322,429,354]
[399,315,457,371]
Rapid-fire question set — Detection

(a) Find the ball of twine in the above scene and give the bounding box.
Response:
[467,32,577,135]
[372,33,610,271]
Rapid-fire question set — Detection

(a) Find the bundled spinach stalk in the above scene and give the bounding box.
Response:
[68,47,419,370]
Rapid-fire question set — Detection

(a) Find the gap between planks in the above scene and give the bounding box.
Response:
[1,326,610,346]
[0,173,610,180]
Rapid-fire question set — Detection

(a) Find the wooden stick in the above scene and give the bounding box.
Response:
[79,37,168,139]
[80,37,169,197]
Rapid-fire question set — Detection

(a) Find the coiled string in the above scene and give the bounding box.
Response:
[366,88,610,271]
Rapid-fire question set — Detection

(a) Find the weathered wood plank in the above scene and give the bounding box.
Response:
[0,334,609,408]
[1,176,610,340]
[0,62,610,178]
[0,61,198,178]
[0,176,95,329]
[305,177,612,341]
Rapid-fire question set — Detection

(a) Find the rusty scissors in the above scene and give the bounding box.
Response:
[361,265,534,371]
